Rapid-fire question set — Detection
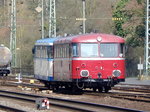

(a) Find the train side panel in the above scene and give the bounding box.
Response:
[54,58,71,81]
[34,58,53,81]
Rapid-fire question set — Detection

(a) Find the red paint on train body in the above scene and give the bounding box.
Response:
[72,59,125,79]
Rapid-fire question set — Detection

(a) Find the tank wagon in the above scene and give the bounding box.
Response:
[0,45,12,76]
[33,33,126,93]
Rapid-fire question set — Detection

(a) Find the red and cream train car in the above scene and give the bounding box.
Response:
[53,33,125,92]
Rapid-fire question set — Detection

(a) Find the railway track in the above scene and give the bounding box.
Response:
[2,76,150,92]
[0,76,39,84]
[113,85,150,93]
[0,90,143,112]
[84,89,150,103]
[5,81,150,103]
[1,81,150,104]
[0,105,26,112]
[1,76,150,105]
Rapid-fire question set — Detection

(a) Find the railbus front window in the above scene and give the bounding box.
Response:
[100,43,118,57]
[80,43,98,57]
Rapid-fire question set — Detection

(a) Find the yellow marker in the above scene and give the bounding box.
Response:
[76,18,87,21]
[30,79,34,84]
[112,18,123,21]
[18,85,22,88]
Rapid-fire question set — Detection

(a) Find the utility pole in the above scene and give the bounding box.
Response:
[10,0,17,67]
[82,0,86,34]
[49,0,56,37]
[145,0,150,76]
[41,0,44,38]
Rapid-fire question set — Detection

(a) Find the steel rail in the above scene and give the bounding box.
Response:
[118,83,150,88]
[113,86,150,93]
[111,95,150,103]
[0,90,143,112]
[0,93,94,112]
[2,81,150,104]
[84,90,150,103]
[0,81,45,89]
[0,104,26,112]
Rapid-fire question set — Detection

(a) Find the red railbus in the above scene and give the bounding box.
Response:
[53,33,125,92]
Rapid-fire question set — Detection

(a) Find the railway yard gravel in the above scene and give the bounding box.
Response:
[0,85,149,112]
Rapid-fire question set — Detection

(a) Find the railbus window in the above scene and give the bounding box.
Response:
[67,44,70,58]
[80,43,98,57]
[57,45,61,58]
[44,46,47,58]
[36,46,41,58]
[62,45,65,58]
[54,45,57,58]
[41,46,44,58]
[42,46,46,58]
[64,47,66,58]
[44,46,46,58]
[100,43,118,57]
[41,46,45,58]
[39,46,40,58]
[72,43,79,57]
[57,45,59,58]
[67,46,69,58]
[45,47,47,58]
[47,46,53,58]
[35,46,37,58]
[55,45,58,58]
[120,43,125,57]
[60,46,63,58]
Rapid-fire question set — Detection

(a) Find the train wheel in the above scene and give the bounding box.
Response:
[65,85,72,90]
[44,83,50,89]
[45,83,51,89]
[72,86,78,93]
[52,85,59,92]
[104,86,111,93]
[72,85,83,94]
[93,88,97,92]
[98,87,103,92]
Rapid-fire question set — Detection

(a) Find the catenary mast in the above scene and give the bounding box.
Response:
[49,0,56,37]
[38,0,56,38]
[10,0,17,67]
[145,0,150,75]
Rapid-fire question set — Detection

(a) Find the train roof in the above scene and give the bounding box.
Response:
[54,33,125,44]
[35,37,58,45]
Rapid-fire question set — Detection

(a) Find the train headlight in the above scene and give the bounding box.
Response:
[80,70,89,77]
[97,36,102,42]
[112,70,121,77]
